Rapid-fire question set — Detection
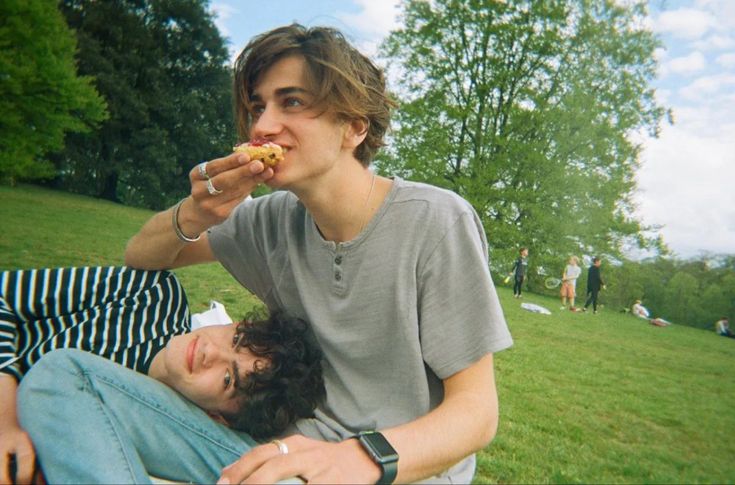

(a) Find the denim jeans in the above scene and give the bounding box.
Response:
[18,349,257,484]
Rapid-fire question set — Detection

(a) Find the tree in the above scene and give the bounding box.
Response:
[53,0,234,209]
[378,0,667,271]
[0,0,107,185]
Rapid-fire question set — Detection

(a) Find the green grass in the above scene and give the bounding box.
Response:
[0,184,263,317]
[2,184,734,483]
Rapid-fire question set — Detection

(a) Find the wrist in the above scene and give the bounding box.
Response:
[172,198,201,243]
[354,431,399,484]
[344,438,382,484]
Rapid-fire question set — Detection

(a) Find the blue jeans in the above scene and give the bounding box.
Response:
[18,349,257,484]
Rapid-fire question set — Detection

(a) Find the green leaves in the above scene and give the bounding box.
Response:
[54,0,233,209]
[378,0,667,269]
[0,0,108,185]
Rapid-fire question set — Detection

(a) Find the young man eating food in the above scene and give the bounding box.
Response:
[20,24,512,484]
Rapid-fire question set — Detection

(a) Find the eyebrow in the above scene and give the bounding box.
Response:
[249,86,311,103]
[232,360,243,392]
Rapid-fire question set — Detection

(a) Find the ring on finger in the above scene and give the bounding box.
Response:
[271,439,289,455]
[197,161,210,180]
[206,178,223,196]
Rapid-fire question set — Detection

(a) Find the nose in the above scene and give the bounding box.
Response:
[202,341,232,368]
[250,104,282,139]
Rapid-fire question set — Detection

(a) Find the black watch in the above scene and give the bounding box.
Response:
[356,431,399,484]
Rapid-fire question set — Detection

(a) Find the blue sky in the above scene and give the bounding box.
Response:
[210,0,735,258]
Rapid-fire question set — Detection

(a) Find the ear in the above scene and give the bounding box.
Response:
[207,412,231,427]
[342,118,369,150]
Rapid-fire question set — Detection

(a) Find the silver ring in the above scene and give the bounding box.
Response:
[271,439,289,455]
[206,178,223,195]
[197,162,210,180]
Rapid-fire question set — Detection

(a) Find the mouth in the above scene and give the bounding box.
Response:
[187,336,198,373]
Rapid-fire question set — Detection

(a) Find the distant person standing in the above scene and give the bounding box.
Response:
[560,256,582,310]
[715,317,734,338]
[511,248,529,298]
[583,257,605,314]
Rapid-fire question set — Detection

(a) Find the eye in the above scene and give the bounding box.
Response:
[249,103,265,118]
[224,369,232,390]
[284,97,303,108]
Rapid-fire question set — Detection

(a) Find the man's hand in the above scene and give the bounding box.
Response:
[0,424,35,485]
[124,150,275,269]
[217,435,380,485]
[184,152,275,235]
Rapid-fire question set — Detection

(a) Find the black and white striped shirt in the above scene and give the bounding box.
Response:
[0,266,190,381]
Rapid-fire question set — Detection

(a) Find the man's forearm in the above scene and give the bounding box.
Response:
[125,207,190,270]
[0,375,19,431]
[382,354,498,483]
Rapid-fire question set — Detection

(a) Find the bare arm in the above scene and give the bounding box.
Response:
[0,375,35,484]
[219,353,499,484]
[381,352,498,482]
[124,152,274,270]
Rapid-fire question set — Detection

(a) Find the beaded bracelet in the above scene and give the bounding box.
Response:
[172,198,201,242]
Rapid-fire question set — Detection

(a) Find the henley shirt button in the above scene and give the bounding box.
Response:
[334,256,342,265]
[334,272,342,281]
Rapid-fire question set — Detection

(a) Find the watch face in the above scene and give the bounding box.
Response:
[360,432,399,463]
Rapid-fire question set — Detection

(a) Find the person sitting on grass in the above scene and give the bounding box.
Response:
[631,299,671,327]
[715,316,734,338]
[631,300,651,319]
[0,265,324,484]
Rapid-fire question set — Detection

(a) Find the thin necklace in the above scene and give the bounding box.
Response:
[358,172,377,235]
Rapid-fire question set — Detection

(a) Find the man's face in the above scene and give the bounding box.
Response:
[247,55,357,189]
[153,324,265,418]
[594,260,602,267]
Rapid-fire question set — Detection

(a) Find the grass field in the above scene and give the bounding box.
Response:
[2,184,734,483]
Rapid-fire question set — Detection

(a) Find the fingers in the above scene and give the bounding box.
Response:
[218,437,310,485]
[182,152,274,231]
[0,439,36,485]
[0,452,8,485]
[14,448,35,485]
[190,153,273,203]
[217,441,283,484]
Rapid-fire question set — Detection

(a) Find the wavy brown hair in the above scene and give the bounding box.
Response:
[233,23,395,166]
[224,310,324,440]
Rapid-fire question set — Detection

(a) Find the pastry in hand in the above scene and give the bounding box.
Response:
[233,139,285,167]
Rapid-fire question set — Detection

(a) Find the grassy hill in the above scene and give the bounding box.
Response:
[2,184,734,483]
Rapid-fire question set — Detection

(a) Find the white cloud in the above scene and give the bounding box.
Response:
[695,0,735,30]
[636,124,735,257]
[678,73,735,104]
[662,51,706,76]
[716,52,735,69]
[210,2,239,41]
[338,0,401,55]
[653,8,716,40]
[692,34,735,51]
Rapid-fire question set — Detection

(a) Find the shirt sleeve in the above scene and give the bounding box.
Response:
[417,210,513,380]
[0,290,21,380]
[207,194,284,303]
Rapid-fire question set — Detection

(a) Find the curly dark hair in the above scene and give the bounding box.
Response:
[222,310,325,440]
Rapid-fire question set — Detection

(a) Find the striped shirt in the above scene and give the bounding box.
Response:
[0,266,190,381]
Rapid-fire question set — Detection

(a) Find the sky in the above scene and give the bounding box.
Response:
[210,0,735,259]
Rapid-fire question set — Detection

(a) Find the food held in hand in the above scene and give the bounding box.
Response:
[233,139,285,167]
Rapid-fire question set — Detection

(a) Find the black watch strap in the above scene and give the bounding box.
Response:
[379,458,398,485]
[356,431,399,484]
